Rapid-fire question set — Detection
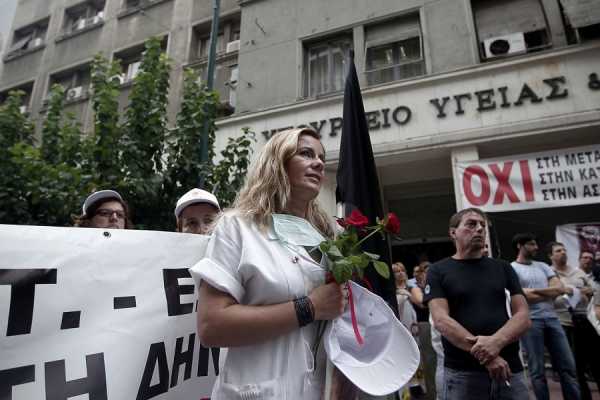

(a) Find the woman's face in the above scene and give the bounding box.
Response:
[286,135,325,201]
[90,200,126,229]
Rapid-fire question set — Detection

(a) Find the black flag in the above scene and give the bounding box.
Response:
[336,55,397,311]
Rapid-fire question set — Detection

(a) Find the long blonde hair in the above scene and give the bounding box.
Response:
[233,128,334,238]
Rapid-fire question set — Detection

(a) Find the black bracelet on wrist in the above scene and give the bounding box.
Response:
[294,296,315,327]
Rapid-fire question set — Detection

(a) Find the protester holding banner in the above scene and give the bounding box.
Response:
[174,188,221,235]
[190,128,344,400]
[74,189,133,229]
[425,208,531,400]
[547,241,600,400]
[511,233,581,400]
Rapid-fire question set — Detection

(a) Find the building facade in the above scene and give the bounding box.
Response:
[2,0,600,264]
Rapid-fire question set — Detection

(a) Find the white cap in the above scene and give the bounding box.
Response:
[82,190,123,216]
[174,188,220,218]
[324,280,420,396]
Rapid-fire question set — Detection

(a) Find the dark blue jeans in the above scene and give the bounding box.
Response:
[520,317,580,400]
[442,368,529,400]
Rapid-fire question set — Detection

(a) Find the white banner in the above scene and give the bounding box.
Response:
[0,225,223,400]
[455,144,600,212]
[556,222,600,265]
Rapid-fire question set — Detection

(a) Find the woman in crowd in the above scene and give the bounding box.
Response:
[74,189,133,229]
[409,261,437,400]
[191,128,344,399]
[394,262,416,330]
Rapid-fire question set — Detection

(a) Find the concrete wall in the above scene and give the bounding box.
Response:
[0,0,242,131]
[0,0,590,132]
[235,0,482,113]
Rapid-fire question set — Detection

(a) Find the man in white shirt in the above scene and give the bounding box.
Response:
[511,233,580,400]
[548,242,599,400]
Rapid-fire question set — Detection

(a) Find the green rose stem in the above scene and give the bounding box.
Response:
[352,225,383,250]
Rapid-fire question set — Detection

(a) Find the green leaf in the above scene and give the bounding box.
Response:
[363,251,380,261]
[348,255,363,268]
[373,261,390,279]
[327,245,343,258]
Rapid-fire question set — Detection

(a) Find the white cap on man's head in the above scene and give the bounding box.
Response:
[82,190,123,216]
[324,280,420,396]
[174,188,220,218]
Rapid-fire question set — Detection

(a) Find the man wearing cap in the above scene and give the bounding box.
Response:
[174,188,220,235]
[75,190,132,229]
[424,208,531,399]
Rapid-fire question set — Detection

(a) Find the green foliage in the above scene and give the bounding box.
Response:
[41,84,66,165]
[123,37,170,180]
[90,54,123,188]
[0,91,36,223]
[165,69,218,202]
[0,37,254,230]
[207,127,255,207]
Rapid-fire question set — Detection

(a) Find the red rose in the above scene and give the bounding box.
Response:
[384,212,400,234]
[345,209,369,229]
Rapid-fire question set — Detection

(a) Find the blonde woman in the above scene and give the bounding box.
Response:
[191,128,344,400]
[393,262,416,330]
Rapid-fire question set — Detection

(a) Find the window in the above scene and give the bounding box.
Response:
[64,0,105,34]
[121,0,168,12]
[189,15,241,116]
[192,17,241,61]
[114,38,168,84]
[49,66,91,102]
[472,0,551,61]
[364,16,425,86]
[125,0,142,9]
[193,62,238,116]
[6,18,49,58]
[560,1,600,44]
[304,35,353,97]
[0,82,33,113]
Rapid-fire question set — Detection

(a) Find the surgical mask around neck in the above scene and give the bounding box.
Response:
[272,214,326,248]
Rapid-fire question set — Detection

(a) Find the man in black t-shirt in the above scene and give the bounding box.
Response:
[423,208,531,399]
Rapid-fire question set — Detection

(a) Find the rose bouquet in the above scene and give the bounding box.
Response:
[319,209,400,284]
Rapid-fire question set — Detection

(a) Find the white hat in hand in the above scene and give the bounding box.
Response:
[324,280,420,396]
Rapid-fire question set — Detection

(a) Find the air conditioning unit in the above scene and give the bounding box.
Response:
[66,86,83,100]
[30,37,43,47]
[91,11,104,24]
[126,61,141,81]
[113,74,126,85]
[226,39,240,53]
[483,32,526,59]
[76,18,87,30]
[19,105,27,114]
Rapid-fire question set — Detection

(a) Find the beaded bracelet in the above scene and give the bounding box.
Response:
[294,296,315,327]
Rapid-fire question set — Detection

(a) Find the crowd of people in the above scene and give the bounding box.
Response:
[71,127,600,400]
[393,211,600,400]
